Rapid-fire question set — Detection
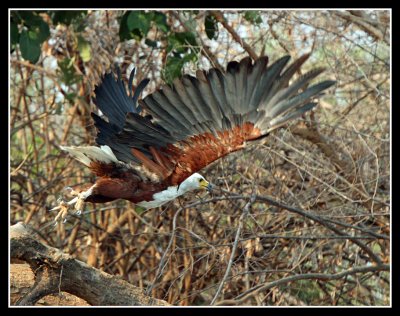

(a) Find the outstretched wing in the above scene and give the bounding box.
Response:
[91,67,150,163]
[92,54,335,186]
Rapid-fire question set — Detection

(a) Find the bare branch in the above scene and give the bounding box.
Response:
[210,194,256,305]
[10,222,170,306]
[215,263,389,305]
[211,10,259,60]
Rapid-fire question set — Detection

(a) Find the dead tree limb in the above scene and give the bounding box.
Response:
[10,222,170,306]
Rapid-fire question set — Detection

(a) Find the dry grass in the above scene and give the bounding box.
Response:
[10,10,390,306]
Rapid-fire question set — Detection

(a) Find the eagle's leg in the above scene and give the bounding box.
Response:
[50,184,96,223]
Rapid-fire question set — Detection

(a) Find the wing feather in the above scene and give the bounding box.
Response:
[88,55,335,187]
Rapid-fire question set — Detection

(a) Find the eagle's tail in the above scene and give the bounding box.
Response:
[60,145,119,167]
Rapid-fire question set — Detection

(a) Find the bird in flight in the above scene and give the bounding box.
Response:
[51,53,335,219]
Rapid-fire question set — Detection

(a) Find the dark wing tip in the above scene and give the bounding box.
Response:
[321,80,336,89]
[128,67,136,97]
[132,78,150,111]
[92,66,150,126]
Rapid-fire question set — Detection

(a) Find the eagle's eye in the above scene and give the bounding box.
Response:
[198,179,202,183]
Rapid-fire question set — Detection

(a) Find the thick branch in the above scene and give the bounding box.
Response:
[10,222,170,306]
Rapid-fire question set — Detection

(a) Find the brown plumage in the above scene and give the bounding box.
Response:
[54,54,335,214]
[157,123,262,185]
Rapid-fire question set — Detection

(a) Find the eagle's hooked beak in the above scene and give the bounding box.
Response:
[206,182,213,192]
[199,179,213,192]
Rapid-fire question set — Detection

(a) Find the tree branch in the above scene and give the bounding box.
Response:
[215,263,389,305]
[10,222,170,306]
[208,188,385,266]
[211,10,259,61]
[334,11,389,44]
[210,194,256,305]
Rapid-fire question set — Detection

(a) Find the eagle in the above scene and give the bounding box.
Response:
[51,53,335,218]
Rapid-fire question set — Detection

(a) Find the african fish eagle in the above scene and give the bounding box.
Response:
[51,54,335,217]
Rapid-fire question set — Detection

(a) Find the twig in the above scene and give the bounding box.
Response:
[211,10,259,61]
[333,11,388,44]
[182,191,389,241]
[170,11,224,72]
[215,263,389,305]
[210,194,256,305]
[255,194,383,265]
[146,207,183,296]
[208,187,384,265]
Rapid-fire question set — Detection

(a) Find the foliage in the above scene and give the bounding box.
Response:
[205,14,218,40]
[244,11,263,24]
[119,10,199,83]
[11,10,88,65]
[10,10,390,306]
[57,57,82,87]
[49,10,88,27]
[11,11,50,63]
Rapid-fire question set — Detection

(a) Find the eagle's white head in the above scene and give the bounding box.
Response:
[136,173,212,210]
[178,173,212,193]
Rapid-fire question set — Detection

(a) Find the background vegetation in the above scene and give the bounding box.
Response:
[10,10,390,306]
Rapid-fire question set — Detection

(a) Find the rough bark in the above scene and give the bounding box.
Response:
[10,263,90,306]
[10,222,170,306]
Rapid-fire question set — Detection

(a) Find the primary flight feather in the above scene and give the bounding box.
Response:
[52,53,335,215]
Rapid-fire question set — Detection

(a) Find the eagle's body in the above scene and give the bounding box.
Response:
[52,54,334,215]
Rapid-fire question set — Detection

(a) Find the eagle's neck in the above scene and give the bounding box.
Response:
[136,184,189,209]
[136,174,202,210]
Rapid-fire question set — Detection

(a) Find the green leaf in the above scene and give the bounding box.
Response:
[19,29,41,63]
[127,11,151,37]
[244,11,263,24]
[119,12,131,41]
[135,206,146,214]
[164,56,184,84]
[58,57,82,86]
[28,30,39,41]
[12,11,50,60]
[50,10,88,26]
[11,22,19,45]
[10,11,22,24]
[77,35,92,62]
[120,11,153,41]
[205,14,218,40]
[17,12,50,41]
[152,12,169,33]
[174,31,197,47]
[65,92,77,102]
[15,11,37,25]
[145,38,158,48]
[31,19,50,43]
[163,52,198,84]
[167,31,197,53]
